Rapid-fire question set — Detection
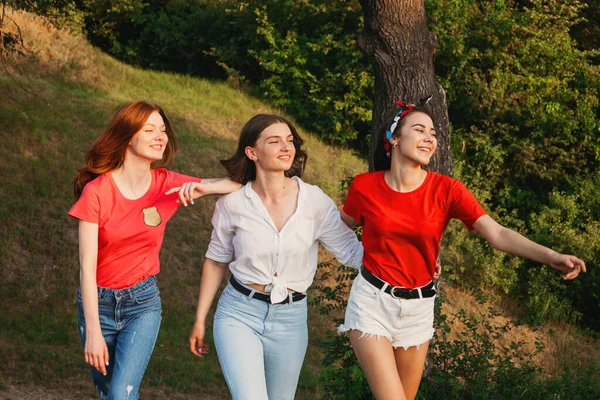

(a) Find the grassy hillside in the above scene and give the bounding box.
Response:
[0,9,366,399]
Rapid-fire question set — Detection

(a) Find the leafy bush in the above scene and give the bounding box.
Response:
[428,0,600,327]
[525,172,600,329]
[75,0,373,147]
[422,304,600,399]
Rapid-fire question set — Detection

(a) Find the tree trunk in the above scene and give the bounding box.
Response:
[358,0,451,381]
[358,0,452,176]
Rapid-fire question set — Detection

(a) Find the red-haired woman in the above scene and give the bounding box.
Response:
[338,102,586,400]
[69,101,240,400]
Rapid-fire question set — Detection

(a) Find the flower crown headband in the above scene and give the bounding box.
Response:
[384,96,433,155]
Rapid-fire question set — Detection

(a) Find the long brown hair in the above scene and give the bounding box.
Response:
[73,101,176,199]
[373,106,434,171]
[221,114,308,184]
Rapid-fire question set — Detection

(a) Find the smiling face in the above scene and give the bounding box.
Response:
[390,111,437,166]
[127,111,169,162]
[246,122,296,173]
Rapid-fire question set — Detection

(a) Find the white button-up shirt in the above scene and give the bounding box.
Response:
[206,177,363,303]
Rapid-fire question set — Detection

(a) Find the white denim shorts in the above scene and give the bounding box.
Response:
[338,270,436,350]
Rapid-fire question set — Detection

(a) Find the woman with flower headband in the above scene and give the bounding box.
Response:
[338,99,586,400]
[69,100,240,400]
[188,114,363,400]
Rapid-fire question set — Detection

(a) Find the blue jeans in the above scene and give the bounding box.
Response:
[77,276,162,400]
[213,282,309,400]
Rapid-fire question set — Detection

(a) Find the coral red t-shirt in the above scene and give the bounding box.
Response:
[343,170,486,288]
[68,168,200,289]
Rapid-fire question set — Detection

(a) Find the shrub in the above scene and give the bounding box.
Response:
[429,0,600,327]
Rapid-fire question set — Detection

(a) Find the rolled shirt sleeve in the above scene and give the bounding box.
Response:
[316,194,363,269]
[205,199,235,263]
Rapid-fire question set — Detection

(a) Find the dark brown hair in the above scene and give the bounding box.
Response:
[373,106,434,171]
[73,101,176,199]
[221,114,308,184]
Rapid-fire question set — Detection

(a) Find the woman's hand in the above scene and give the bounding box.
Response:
[189,321,210,358]
[84,330,109,375]
[433,263,442,280]
[189,259,228,358]
[473,215,587,280]
[549,252,587,280]
[165,182,206,207]
[166,178,242,206]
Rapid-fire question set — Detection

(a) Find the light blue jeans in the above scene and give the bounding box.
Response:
[213,282,309,400]
[77,276,162,400]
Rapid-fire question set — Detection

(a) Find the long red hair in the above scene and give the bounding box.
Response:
[73,101,177,199]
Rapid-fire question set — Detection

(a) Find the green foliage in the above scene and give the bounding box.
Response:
[75,0,373,147]
[429,0,599,199]
[247,1,373,145]
[571,0,600,56]
[440,219,522,293]
[422,304,600,399]
[525,172,600,328]
[99,0,232,78]
[428,0,600,328]
[76,0,147,55]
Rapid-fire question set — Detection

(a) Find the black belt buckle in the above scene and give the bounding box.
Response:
[390,287,419,299]
[390,286,405,299]
[271,292,307,305]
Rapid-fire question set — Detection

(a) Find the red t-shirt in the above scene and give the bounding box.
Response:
[68,168,200,289]
[343,170,486,288]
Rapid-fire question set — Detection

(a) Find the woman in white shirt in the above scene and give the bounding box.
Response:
[188,114,363,400]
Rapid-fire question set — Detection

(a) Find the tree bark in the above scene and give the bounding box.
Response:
[358,0,452,176]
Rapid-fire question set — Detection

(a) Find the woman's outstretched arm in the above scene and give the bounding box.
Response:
[473,215,586,280]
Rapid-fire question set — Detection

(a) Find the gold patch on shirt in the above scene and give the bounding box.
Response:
[142,206,162,227]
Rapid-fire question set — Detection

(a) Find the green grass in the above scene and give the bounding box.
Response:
[0,9,366,399]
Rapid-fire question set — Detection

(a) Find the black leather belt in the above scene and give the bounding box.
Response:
[229,275,306,304]
[360,267,436,299]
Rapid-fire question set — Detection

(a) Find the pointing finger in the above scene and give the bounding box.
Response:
[165,187,181,195]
